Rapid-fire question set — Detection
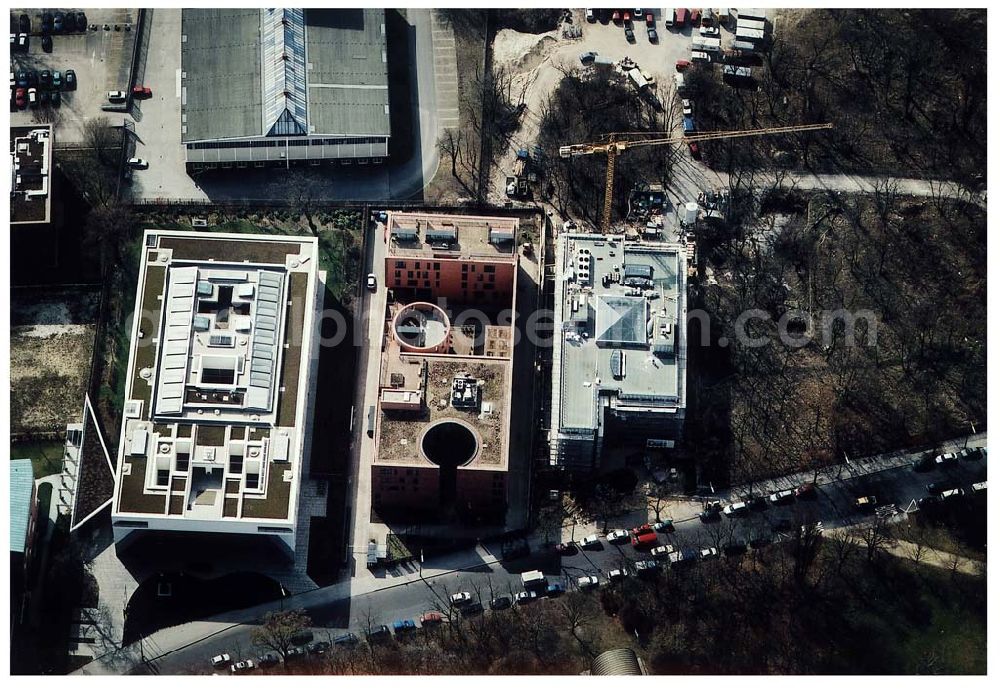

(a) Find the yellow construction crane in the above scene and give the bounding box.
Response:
[559,123,834,234]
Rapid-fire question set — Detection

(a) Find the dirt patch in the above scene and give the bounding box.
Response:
[10,288,100,436]
[493,28,559,71]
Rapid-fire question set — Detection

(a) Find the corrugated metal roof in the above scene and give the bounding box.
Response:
[591,648,643,675]
[10,459,35,554]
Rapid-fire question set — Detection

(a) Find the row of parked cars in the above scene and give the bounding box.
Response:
[11,68,76,109]
[14,11,89,34]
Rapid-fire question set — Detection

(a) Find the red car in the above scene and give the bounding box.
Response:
[631,524,655,536]
[612,10,621,24]
[623,11,632,25]
[674,8,688,25]
[645,13,655,27]
[688,142,701,159]
[15,87,26,108]
[132,85,152,98]
[675,59,691,71]
[690,9,702,26]
[631,532,659,548]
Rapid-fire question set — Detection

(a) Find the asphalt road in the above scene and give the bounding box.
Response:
[142,441,986,675]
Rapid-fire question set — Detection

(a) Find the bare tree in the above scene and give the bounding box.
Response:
[250,609,313,664]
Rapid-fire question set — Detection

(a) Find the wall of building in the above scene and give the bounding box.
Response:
[454,467,507,522]
[385,257,516,307]
[371,463,440,511]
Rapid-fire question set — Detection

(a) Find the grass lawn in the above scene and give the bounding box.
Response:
[10,440,65,478]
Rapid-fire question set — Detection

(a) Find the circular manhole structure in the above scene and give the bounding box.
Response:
[420,420,479,468]
[393,302,450,353]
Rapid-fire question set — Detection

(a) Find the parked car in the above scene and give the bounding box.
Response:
[580,533,601,548]
[577,575,600,589]
[230,659,255,674]
[855,495,877,512]
[76,12,88,31]
[546,583,566,597]
[19,14,31,33]
[366,273,377,291]
[39,90,49,107]
[107,90,128,103]
[365,626,390,643]
[257,653,279,667]
[934,452,958,466]
[971,481,987,494]
[27,71,38,87]
[635,560,659,575]
[699,503,722,522]
[700,25,720,37]
[675,59,691,72]
[579,50,597,65]
[624,26,635,42]
[132,85,152,98]
[211,653,232,668]
[586,9,596,23]
[699,547,719,560]
[651,544,675,559]
[652,519,674,532]
[911,455,934,472]
[514,590,538,605]
[15,71,28,88]
[52,71,62,89]
[607,529,631,544]
[645,12,655,26]
[420,611,445,626]
[54,12,65,32]
[449,591,472,606]
[939,488,965,501]
[392,619,416,634]
[307,640,331,654]
[285,646,307,659]
[333,633,359,647]
[63,12,77,32]
[554,542,576,555]
[631,523,654,536]
[65,69,77,90]
[917,495,940,510]
[959,447,984,461]
[647,27,658,42]
[631,531,658,549]
[606,568,627,583]
[15,87,26,109]
[27,87,38,107]
[690,9,702,25]
[40,70,52,87]
[691,50,711,63]
[795,483,817,498]
[612,10,621,24]
[723,501,748,518]
[489,595,512,610]
[682,98,694,116]
[42,34,52,52]
[623,11,632,25]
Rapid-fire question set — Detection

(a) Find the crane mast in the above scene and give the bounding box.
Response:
[559,123,834,233]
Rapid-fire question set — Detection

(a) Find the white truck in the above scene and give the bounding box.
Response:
[735,27,765,42]
[691,36,722,52]
[737,18,766,32]
[626,67,649,90]
[521,570,546,589]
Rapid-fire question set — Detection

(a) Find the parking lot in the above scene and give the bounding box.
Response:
[9,8,137,143]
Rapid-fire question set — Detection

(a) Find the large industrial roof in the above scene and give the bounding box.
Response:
[181,8,389,143]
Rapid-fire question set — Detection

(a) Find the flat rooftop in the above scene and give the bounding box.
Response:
[386,211,518,259]
[113,231,319,524]
[556,234,687,431]
[181,8,389,143]
[10,125,52,225]
[376,345,510,470]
